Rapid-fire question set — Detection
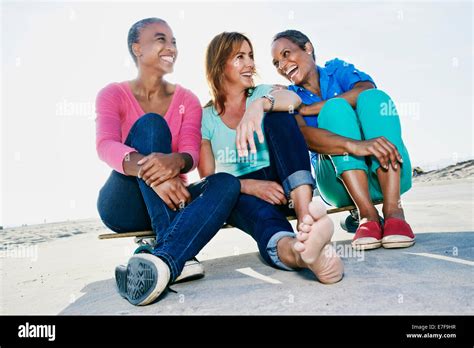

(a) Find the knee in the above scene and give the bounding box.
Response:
[207,172,241,196]
[131,113,171,137]
[97,192,120,232]
[318,98,354,128]
[263,111,296,132]
[323,97,352,111]
[356,88,390,106]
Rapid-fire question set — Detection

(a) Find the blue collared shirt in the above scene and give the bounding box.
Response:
[288,58,376,128]
[288,58,376,171]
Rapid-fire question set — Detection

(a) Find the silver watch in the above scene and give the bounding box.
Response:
[261,94,275,113]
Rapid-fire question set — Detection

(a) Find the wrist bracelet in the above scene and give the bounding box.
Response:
[261,94,275,113]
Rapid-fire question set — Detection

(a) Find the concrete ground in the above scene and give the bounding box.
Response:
[60,231,473,315]
[2,180,473,315]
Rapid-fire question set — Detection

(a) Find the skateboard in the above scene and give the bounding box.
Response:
[99,201,382,283]
[98,200,384,248]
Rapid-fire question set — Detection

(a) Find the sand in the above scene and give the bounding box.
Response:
[412,159,474,184]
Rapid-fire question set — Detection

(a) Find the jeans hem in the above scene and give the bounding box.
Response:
[266,231,298,271]
[152,250,179,282]
[282,170,315,197]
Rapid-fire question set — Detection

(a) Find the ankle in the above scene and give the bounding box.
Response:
[292,199,310,217]
[383,207,405,220]
[357,208,380,223]
[290,186,312,219]
[277,237,303,268]
[359,217,381,225]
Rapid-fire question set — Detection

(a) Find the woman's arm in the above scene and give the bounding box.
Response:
[176,91,203,172]
[299,81,375,116]
[241,179,287,205]
[199,140,286,204]
[136,152,188,186]
[140,91,202,186]
[96,84,142,175]
[123,152,146,176]
[264,89,302,113]
[296,115,403,169]
[236,89,301,157]
[96,84,192,183]
[198,140,216,178]
[298,121,353,155]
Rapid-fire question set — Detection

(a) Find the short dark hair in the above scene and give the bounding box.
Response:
[272,29,315,60]
[127,17,167,65]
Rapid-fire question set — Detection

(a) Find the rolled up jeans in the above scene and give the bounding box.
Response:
[227,111,315,271]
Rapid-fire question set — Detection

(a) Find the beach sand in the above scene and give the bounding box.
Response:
[1,162,473,315]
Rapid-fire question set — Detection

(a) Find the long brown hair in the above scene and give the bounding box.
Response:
[205,32,255,115]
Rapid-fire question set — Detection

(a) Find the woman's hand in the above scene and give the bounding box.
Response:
[298,101,325,116]
[152,176,191,211]
[241,179,287,205]
[349,137,403,170]
[138,153,185,187]
[235,99,265,157]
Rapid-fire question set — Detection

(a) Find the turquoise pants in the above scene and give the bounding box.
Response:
[315,89,412,207]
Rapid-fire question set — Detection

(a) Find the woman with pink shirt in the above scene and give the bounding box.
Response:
[95,18,240,306]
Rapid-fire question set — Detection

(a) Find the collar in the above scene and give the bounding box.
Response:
[291,65,329,100]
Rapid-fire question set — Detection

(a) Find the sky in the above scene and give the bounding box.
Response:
[1,0,473,227]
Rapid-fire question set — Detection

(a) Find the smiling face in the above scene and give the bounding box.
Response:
[271,37,315,85]
[223,40,255,90]
[132,22,177,74]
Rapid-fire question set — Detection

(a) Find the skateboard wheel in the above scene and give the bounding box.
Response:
[340,214,384,233]
[134,245,154,254]
[340,214,359,233]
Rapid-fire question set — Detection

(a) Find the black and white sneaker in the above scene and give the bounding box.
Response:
[174,257,205,283]
[134,245,204,284]
[115,254,170,306]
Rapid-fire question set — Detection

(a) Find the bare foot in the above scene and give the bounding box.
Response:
[295,197,344,284]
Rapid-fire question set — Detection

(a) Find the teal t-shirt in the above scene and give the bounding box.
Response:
[202,84,272,177]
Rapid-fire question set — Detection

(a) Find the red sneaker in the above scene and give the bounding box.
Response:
[382,218,415,249]
[351,220,383,250]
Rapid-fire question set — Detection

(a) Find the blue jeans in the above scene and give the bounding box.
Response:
[97,113,241,282]
[227,112,315,271]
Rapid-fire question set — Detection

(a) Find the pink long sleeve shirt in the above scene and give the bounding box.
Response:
[95,82,202,183]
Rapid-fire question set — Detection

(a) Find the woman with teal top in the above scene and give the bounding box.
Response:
[266,29,415,251]
[199,32,344,284]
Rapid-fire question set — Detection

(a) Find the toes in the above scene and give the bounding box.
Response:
[309,197,327,220]
[299,215,314,233]
[293,241,306,252]
[296,231,309,242]
[299,224,312,233]
[302,214,314,225]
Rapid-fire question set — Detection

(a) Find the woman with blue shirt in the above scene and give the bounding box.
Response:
[199,32,344,284]
[267,30,415,251]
